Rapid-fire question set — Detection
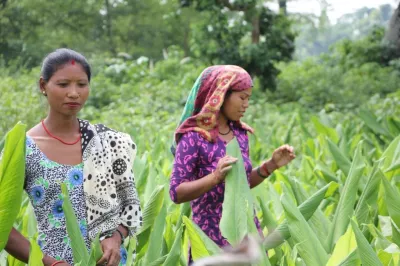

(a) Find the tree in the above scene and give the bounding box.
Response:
[385,2,400,56]
[181,0,295,91]
[0,0,199,66]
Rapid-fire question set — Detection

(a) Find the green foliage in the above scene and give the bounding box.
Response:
[275,28,400,110]
[1,20,400,264]
[294,4,393,59]
[28,238,43,266]
[183,0,295,90]
[0,0,198,66]
[220,138,258,245]
[61,183,90,265]
[0,122,26,251]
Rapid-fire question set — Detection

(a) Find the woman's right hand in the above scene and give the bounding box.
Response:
[211,155,238,184]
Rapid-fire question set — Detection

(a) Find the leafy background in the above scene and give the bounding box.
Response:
[1,0,400,265]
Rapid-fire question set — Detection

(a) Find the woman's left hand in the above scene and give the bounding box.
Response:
[97,234,121,266]
[271,144,296,169]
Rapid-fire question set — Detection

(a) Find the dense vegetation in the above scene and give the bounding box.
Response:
[1,0,400,265]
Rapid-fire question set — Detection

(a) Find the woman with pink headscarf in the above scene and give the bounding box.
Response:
[170,65,295,250]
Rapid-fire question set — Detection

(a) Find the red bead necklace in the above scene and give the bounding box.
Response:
[41,120,81,145]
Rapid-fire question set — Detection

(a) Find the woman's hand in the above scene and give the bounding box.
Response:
[211,155,238,185]
[271,144,296,169]
[97,233,121,266]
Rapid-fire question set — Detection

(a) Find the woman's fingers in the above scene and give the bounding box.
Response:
[279,144,295,155]
[221,165,233,174]
[219,156,237,167]
[106,250,121,266]
[97,249,111,265]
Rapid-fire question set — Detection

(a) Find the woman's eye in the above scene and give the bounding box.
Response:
[78,83,87,87]
[58,83,68,87]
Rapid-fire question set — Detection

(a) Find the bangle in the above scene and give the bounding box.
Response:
[261,162,271,176]
[115,228,125,245]
[50,261,65,266]
[256,166,268,179]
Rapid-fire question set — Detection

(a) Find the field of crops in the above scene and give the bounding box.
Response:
[1,91,399,265]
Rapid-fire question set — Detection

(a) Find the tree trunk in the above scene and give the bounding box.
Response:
[104,0,116,56]
[279,0,287,16]
[251,15,260,44]
[385,2,400,51]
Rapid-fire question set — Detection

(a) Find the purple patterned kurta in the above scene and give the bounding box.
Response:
[170,123,262,247]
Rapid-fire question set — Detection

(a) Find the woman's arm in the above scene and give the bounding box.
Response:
[173,156,237,203]
[5,228,68,266]
[174,173,217,203]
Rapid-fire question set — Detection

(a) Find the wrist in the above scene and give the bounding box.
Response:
[264,159,278,174]
[43,255,57,266]
[208,172,219,187]
[114,228,125,245]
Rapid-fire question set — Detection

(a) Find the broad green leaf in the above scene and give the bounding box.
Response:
[136,184,165,234]
[326,138,351,176]
[311,116,339,143]
[7,255,27,266]
[315,161,339,183]
[354,162,383,225]
[258,198,277,233]
[61,183,89,265]
[258,245,272,266]
[281,194,328,265]
[327,142,365,252]
[286,178,331,252]
[87,233,103,266]
[283,113,296,144]
[350,218,383,266]
[327,226,356,266]
[338,250,361,266]
[380,136,400,173]
[28,238,44,266]
[0,122,26,251]
[220,138,255,245]
[148,255,167,266]
[136,185,165,261]
[366,223,391,250]
[377,250,395,266]
[381,175,400,228]
[181,226,190,265]
[162,225,183,266]
[164,214,175,253]
[134,152,148,201]
[143,203,167,265]
[263,182,338,250]
[126,237,137,266]
[392,220,400,248]
[183,216,221,260]
[359,109,392,138]
[297,113,313,139]
[142,167,160,207]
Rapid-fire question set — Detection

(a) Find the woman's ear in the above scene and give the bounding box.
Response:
[39,77,47,96]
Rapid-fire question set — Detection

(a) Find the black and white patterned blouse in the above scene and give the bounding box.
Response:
[22,119,142,264]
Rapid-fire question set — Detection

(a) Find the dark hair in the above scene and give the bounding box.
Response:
[41,48,91,82]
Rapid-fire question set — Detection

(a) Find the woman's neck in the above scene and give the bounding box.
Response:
[218,113,229,132]
[44,111,79,135]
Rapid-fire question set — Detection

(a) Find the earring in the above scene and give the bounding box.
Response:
[42,91,47,96]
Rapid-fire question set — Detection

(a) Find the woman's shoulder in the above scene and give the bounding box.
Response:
[80,119,136,149]
[81,119,131,138]
[179,130,205,143]
[229,120,253,135]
